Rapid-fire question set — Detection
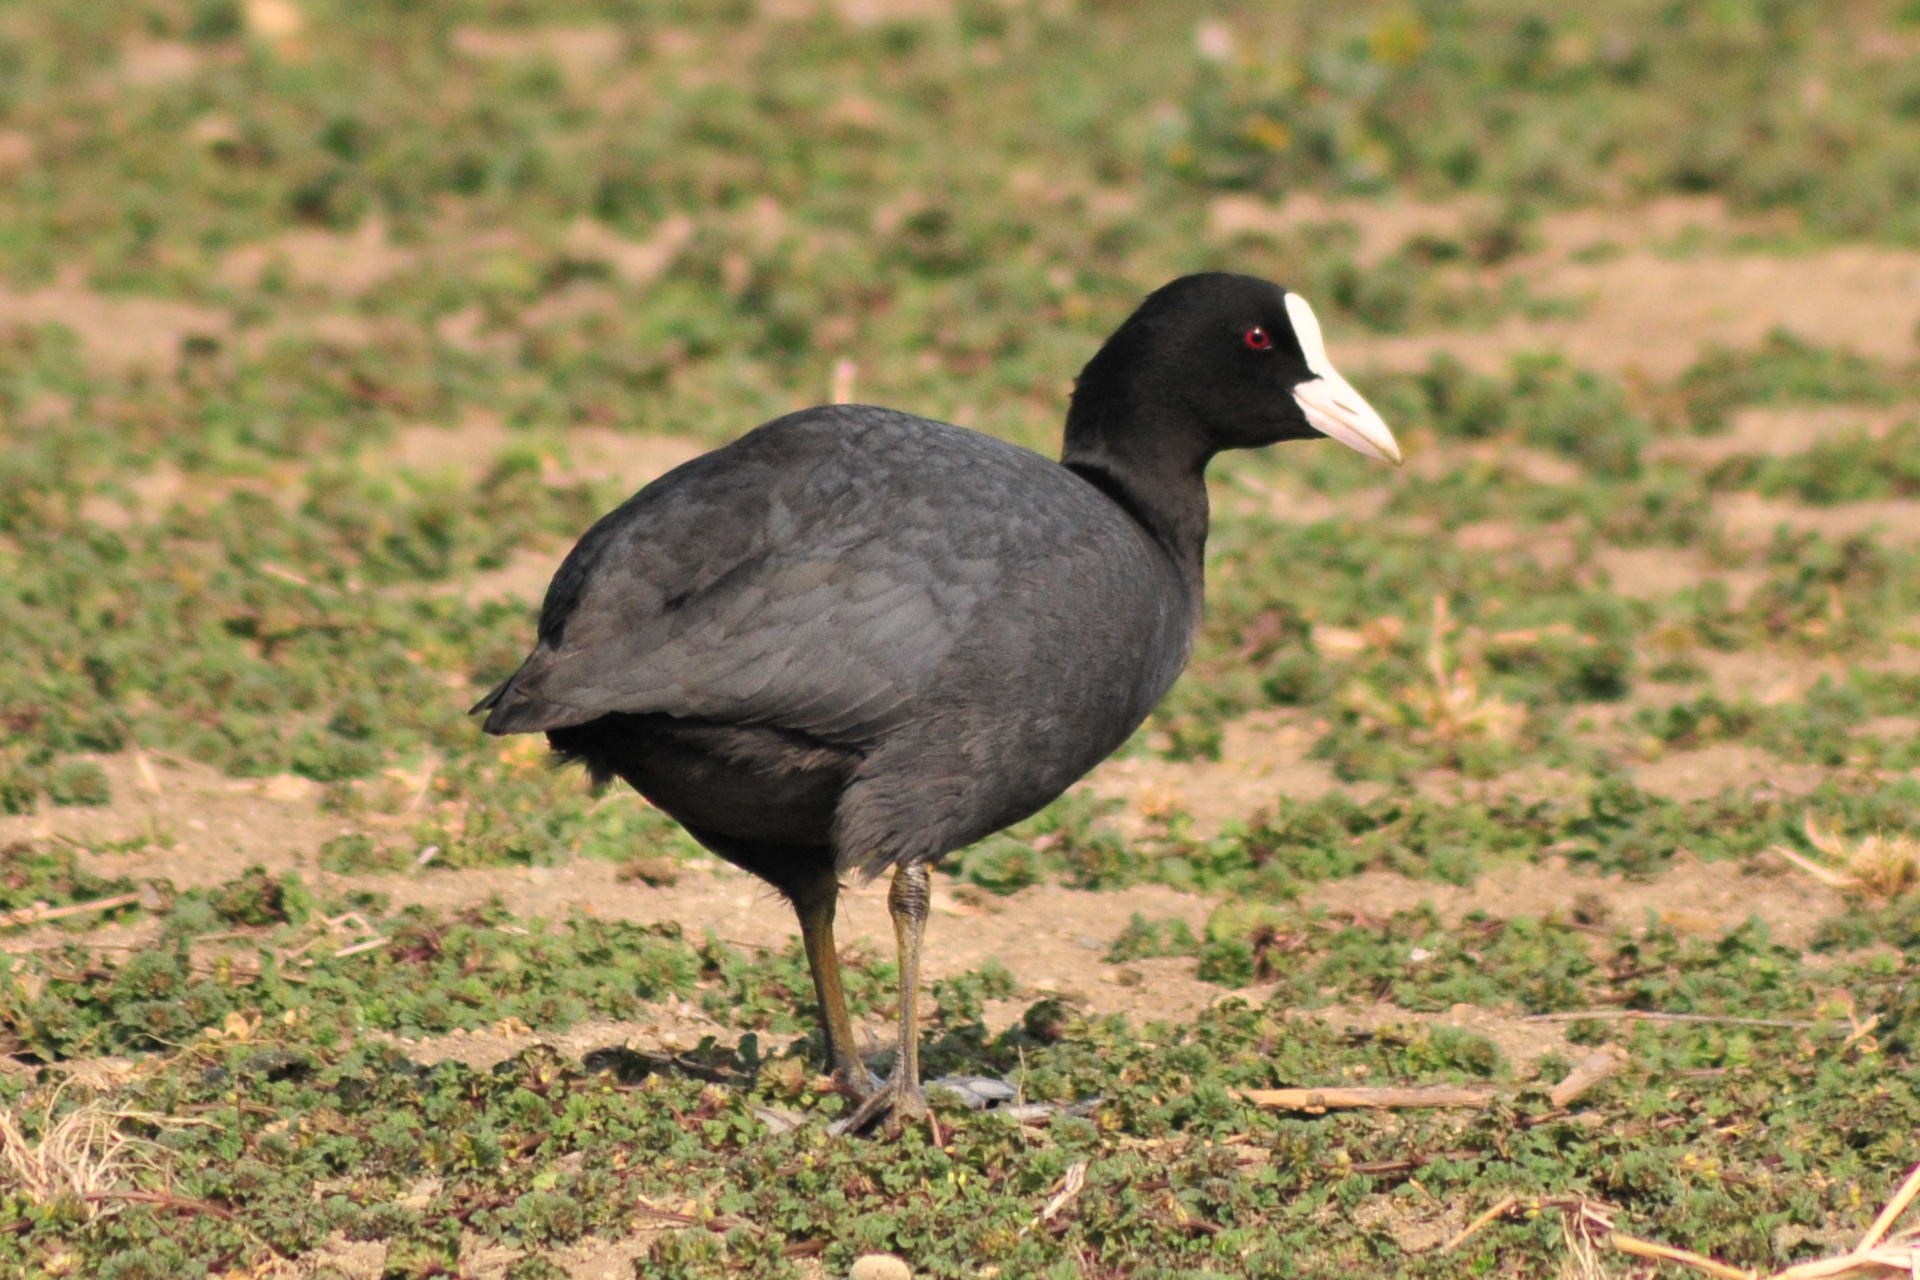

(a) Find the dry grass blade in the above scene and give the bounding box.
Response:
[1604,1162,1920,1280]
[1775,815,1920,901]
[1336,596,1525,749]
[1444,1196,1618,1258]
[1041,1161,1088,1223]
[1854,1161,1920,1254]
[1609,1232,1754,1279]
[0,892,144,927]
[1238,1085,1495,1113]
[0,1093,174,1219]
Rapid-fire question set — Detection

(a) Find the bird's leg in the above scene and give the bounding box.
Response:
[791,865,877,1102]
[837,861,933,1136]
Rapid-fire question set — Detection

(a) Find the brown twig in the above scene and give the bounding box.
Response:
[1610,1232,1754,1279]
[1443,1195,1618,1255]
[1549,1045,1631,1109]
[84,1190,235,1220]
[1442,1195,1517,1252]
[1,893,144,928]
[1525,1011,1816,1029]
[1855,1160,1920,1254]
[1237,1086,1494,1114]
[1599,1162,1920,1280]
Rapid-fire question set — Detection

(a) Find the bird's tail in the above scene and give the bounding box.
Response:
[469,652,583,735]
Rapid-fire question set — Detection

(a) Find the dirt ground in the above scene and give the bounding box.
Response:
[0,716,1855,1093]
[9,186,1920,1278]
[15,189,1917,1044]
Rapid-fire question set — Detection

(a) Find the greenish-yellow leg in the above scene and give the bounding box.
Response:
[792,866,876,1100]
[838,861,933,1136]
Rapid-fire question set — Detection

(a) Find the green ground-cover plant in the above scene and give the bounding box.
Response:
[0,836,141,920]
[1679,329,1920,432]
[0,867,995,1064]
[9,2,1920,1274]
[939,772,1920,903]
[1710,418,1920,505]
[5,901,1920,1278]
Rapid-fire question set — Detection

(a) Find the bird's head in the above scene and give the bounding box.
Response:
[1065,272,1401,468]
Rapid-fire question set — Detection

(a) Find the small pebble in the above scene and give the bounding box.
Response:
[849,1254,912,1280]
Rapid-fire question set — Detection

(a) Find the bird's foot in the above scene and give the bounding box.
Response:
[828,1075,934,1139]
[830,1064,884,1105]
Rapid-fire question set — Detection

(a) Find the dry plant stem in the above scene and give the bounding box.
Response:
[1237,1086,1494,1113]
[1,892,143,927]
[1856,1161,1920,1253]
[1550,1045,1631,1108]
[1443,1195,1518,1254]
[1610,1232,1755,1280]
[1022,1159,1090,1236]
[1600,1162,1920,1280]
[84,1190,235,1220]
[1526,1011,1817,1029]
[1442,1195,1617,1255]
[1770,842,1857,888]
[1772,1246,1920,1280]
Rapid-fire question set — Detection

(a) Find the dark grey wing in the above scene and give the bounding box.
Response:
[478,408,1029,744]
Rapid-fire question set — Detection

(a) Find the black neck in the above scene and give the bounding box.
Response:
[1060,390,1213,580]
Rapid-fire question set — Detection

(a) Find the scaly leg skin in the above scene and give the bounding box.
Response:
[791,864,879,1102]
[836,861,934,1137]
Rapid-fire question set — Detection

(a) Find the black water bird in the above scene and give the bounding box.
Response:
[474,273,1400,1132]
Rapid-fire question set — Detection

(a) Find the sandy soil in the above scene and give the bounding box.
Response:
[13,197,1915,1280]
[1218,192,1920,379]
[4,729,1855,1079]
[1648,404,1920,467]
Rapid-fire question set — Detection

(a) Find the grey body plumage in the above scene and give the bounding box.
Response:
[475,273,1401,1132]
[476,406,1194,884]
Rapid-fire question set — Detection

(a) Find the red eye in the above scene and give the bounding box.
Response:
[1244,327,1272,350]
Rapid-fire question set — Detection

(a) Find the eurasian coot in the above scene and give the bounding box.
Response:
[475,272,1400,1132]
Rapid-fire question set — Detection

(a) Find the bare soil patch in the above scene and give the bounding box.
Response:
[1689,650,1850,704]
[1211,466,1390,524]
[294,1229,662,1280]
[1211,192,1747,270]
[388,416,704,493]
[0,752,345,891]
[1306,1001,1573,1077]
[1212,190,1920,377]
[1084,711,1355,840]
[1649,403,1920,467]
[1342,245,1920,379]
[384,858,1225,1032]
[0,279,226,373]
[1454,516,1581,572]
[219,215,415,299]
[1630,742,1832,803]
[1715,491,1920,545]
[1301,851,1844,951]
[1594,546,1765,605]
[448,25,627,85]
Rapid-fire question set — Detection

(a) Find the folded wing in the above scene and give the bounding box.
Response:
[477,409,1018,744]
